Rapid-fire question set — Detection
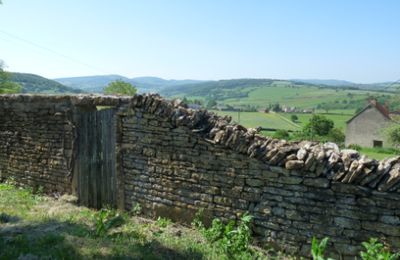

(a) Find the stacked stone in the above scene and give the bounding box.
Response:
[121,93,400,258]
[0,94,76,193]
[1,93,399,258]
[130,94,400,193]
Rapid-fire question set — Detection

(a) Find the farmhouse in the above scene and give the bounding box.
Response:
[345,99,395,148]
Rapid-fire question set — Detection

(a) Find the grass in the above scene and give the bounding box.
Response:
[358,147,399,161]
[211,110,301,131]
[211,110,351,133]
[0,182,292,260]
[220,85,375,110]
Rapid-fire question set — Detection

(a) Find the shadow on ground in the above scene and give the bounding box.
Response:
[0,215,204,260]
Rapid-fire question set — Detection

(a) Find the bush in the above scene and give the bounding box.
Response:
[290,114,298,122]
[360,238,400,260]
[273,129,290,140]
[386,125,400,147]
[347,144,362,151]
[328,128,345,144]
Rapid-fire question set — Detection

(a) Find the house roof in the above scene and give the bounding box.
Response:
[346,100,391,124]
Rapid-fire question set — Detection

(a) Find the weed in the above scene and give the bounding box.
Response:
[360,238,400,260]
[155,216,172,229]
[311,237,334,260]
[131,202,142,216]
[194,212,255,258]
[92,208,125,237]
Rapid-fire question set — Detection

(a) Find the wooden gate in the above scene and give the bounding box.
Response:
[75,108,116,209]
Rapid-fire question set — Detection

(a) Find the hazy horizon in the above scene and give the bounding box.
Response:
[1,0,399,83]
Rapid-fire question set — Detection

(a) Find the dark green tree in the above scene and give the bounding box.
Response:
[103,80,137,96]
[328,128,345,144]
[290,114,298,122]
[303,114,334,137]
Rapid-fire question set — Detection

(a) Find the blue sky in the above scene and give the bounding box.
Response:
[0,0,399,83]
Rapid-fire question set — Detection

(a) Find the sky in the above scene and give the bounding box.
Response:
[0,0,399,83]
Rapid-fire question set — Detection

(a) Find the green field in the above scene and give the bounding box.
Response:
[211,110,300,130]
[219,85,379,112]
[212,110,352,132]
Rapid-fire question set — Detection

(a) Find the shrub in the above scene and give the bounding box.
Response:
[348,144,362,151]
[360,238,400,260]
[328,128,345,144]
[193,212,254,257]
[273,129,290,140]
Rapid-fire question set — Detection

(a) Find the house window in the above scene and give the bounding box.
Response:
[373,140,383,148]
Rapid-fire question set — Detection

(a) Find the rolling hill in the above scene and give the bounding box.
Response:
[10,73,83,94]
[55,75,204,93]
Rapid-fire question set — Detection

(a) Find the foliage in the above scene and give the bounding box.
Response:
[311,237,334,260]
[155,216,172,228]
[206,98,218,109]
[273,129,290,139]
[303,115,334,137]
[270,103,282,112]
[360,238,400,260]
[328,128,345,144]
[104,80,137,96]
[92,208,125,237]
[9,72,81,93]
[0,62,22,94]
[347,144,362,151]
[130,202,142,216]
[291,114,298,122]
[0,183,278,259]
[193,211,254,258]
[386,125,400,147]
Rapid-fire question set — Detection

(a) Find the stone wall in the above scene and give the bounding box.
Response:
[1,94,399,258]
[0,95,75,193]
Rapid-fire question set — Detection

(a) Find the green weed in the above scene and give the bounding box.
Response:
[311,237,334,260]
[360,238,400,260]
[92,208,125,237]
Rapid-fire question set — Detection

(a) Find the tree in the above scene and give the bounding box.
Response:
[328,128,345,144]
[387,125,400,147]
[303,114,334,137]
[290,114,298,122]
[0,61,21,94]
[103,80,137,96]
[206,99,217,109]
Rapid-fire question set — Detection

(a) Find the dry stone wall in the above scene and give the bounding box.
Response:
[0,94,399,258]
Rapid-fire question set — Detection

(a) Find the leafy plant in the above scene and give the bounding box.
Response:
[92,208,125,237]
[311,237,334,260]
[131,203,142,216]
[194,212,254,257]
[155,216,172,228]
[360,238,400,260]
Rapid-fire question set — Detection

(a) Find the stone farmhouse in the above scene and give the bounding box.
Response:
[345,99,396,148]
